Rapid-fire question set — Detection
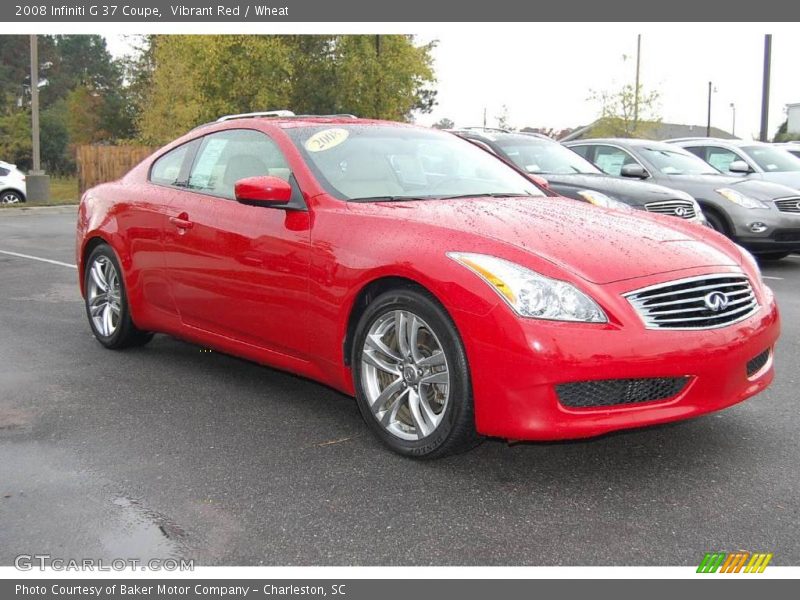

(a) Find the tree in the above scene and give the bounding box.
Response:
[496,105,513,131]
[135,35,438,144]
[137,35,294,144]
[774,119,800,143]
[66,84,109,145]
[0,111,32,170]
[431,118,455,130]
[289,35,436,121]
[588,83,661,138]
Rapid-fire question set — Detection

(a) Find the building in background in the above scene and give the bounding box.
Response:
[787,103,800,134]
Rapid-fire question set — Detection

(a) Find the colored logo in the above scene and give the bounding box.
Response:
[697,552,773,573]
[703,291,730,312]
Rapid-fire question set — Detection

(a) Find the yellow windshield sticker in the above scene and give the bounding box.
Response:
[305,128,350,152]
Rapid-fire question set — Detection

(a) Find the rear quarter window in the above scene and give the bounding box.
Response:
[150,143,192,186]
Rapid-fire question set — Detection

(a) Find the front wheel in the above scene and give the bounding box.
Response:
[351,287,480,458]
[84,244,153,349]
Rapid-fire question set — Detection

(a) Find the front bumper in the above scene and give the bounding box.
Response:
[729,205,800,253]
[454,268,780,441]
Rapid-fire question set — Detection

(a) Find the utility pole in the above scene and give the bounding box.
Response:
[730,103,736,137]
[30,35,41,174]
[633,34,641,127]
[706,81,713,137]
[759,34,772,142]
[483,107,487,128]
[28,34,49,202]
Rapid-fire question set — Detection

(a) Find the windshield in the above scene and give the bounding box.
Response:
[494,137,602,175]
[742,146,800,173]
[284,125,543,201]
[640,147,720,176]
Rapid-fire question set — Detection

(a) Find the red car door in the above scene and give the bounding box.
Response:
[162,129,312,359]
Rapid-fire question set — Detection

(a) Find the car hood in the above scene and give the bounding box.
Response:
[753,171,800,192]
[348,196,738,285]
[656,173,799,201]
[543,173,689,207]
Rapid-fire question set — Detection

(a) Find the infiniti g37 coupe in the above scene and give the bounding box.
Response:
[76,112,780,458]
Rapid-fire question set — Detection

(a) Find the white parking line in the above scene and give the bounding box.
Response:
[0,249,77,269]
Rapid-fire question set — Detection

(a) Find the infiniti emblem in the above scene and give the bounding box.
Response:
[795,201,800,211]
[674,206,687,217]
[704,291,729,312]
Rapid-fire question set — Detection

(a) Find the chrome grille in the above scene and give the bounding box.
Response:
[625,274,759,330]
[774,197,800,213]
[644,199,697,220]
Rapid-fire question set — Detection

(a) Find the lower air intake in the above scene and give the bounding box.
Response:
[556,377,690,409]
[746,349,771,377]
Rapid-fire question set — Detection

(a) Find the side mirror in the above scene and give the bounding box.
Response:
[620,163,649,179]
[234,176,292,206]
[728,160,752,174]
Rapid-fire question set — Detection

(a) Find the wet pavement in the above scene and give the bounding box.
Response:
[1,206,799,565]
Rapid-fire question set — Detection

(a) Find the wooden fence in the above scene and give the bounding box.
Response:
[76,145,157,193]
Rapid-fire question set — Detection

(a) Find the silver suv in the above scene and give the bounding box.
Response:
[669,138,800,192]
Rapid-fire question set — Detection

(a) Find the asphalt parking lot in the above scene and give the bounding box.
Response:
[1,206,799,566]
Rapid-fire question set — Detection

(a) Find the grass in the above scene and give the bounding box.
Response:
[1,176,79,208]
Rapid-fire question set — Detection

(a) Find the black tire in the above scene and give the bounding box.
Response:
[756,252,790,262]
[1,190,24,204]
[704,210,731,237]
[84,244,153,349]
[351,286,480,459]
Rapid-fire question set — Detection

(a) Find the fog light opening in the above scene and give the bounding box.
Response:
[748,222,768,233]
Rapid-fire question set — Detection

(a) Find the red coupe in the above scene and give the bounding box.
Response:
[76,112,780,458]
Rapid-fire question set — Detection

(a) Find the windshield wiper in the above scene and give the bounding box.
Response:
[437,192,536,200]
[349,196,432,203]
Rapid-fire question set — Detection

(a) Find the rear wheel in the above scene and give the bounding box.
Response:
[84,244,153,349]
[351,287,480,459]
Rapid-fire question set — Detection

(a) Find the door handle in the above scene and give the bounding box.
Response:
[169,214,193,230]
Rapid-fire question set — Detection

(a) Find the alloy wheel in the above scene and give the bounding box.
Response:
[1,192,21,204]
[360,310,450,441]
[86,255,122,337]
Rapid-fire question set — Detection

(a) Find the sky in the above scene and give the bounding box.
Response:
[105,25,800,140]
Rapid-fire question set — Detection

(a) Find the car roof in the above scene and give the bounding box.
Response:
[668,138,764,148]
[564,138,679,151]
[451,129,555,143]
[193,112,414,132]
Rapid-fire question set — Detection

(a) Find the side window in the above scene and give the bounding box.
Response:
[568,145,592,160]
[593,146,637,176]
[0,167,10,177]
[187,129,290,200]
[150,144,192,186]
[705,146,740,173]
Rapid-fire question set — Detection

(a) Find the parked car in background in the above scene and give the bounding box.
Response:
[775,142,800,160]
[451,128,706,225]
[668,138,800,191]
[0,161,26,204]
[565,138,800,260]
[77,112,779,458]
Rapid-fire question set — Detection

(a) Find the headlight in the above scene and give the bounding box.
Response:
[576,190,632,212]
[716,187,768,209]
[448,252,607,323]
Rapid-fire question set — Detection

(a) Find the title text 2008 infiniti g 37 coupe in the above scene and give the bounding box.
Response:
[76,112,780,458]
